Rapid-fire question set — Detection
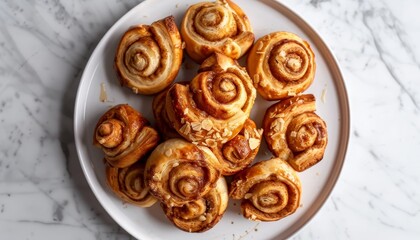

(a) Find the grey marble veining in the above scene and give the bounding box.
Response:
[0,0,419,239]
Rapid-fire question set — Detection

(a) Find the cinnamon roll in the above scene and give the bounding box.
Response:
[208,119,263,175]
[247,32,316,100]
[106,161,157,207]
[181,0,254,63]
[263,94,328,171]
[166,53,256,145]
[93,104,160,168]
[115,16,183,95]
[162,176,228,232]
[145,138,220,207]
[229,158,301,221]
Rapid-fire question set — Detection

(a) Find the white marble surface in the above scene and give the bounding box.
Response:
[0,0,419,239]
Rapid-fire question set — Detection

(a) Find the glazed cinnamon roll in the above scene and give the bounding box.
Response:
[229,158,301,221]
[208,119,263,175]
[145,139,220,207]
[247,32,316,100]
[263,94,328,171]
[166,53,256,145]
[114,16,183,95]
[162,176,228,232]
[106,161,157,207]
[181,0,254,63]
[93,104,159,168]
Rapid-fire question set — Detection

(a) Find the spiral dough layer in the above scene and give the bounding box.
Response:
[181,0,254,63]
[162,176,228,232]
[106,161,157,207]
[229,158,301,221]
[93,104,159,168]
[115,16,183,95]
[145,139,220,207]
[165,53,256,146]
[247,31,316,100]
[263,94,328,171]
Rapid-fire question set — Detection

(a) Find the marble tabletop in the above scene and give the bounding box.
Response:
[1,0,419,239]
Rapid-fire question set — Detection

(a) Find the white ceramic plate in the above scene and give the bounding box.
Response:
[74,0,350,239]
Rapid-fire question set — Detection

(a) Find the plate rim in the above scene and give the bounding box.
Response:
[73,0,351,239]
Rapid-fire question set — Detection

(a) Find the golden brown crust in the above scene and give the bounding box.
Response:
[229,158,301,221]
[208,119,263,175]
[114,16,183,95]
[106,161,157,207]
[145,139,220,207]
[162,176,228,232]
[93,104,160,168]
[181,0,254,63]
[247,32,316,100]
[165,53,256,146]
[263,94,328,171]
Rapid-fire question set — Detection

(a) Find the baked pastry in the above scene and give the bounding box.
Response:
[263,94,327,171]
[181,0,254,63]
[114,16,183,95]
[247,31,316,100]
[152,83,185,140]
[106,161,157,207]
[93,104,159,168]
[209,119,263,175]
[166,53,256,145]
[229,158,301,221]
[145,138,220,207]
[162,176,228,232]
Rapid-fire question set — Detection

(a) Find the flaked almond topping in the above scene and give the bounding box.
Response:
[215,132,221,139]
[249,138,260,150]
[244,130,250,140]
[180,123,191,135]
[251,214,257,220]
[165,149,173,157]
[297,99,304,104]
[270,132,282,140]
[192,141,199,145]
[222,128,229,137]
[199,215,207,221]
[290,131,297,138]
[164,194,171,200]
[184,108,189,115]
[191,122,201,131]
[207,129,215,135]
[275,113,285,118]
[205,139,217,148]
[201,119,213,131]
[244,193,253,199]
[259,79,268,87]
[132,87,139,94]
[181,41,186,49]
[180,118,186,124]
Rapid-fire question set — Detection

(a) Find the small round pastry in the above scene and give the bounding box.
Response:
[106,161,157,207]
[247,31,316,100]
[93,104,160,168]
[145,138,220,207]
[166,53,256,145]
[229,158,302,221]
[263,94,328,171]
[162,176,228,233]
[207,119,263,175]
[181,0,254,63]
[115,16,183,95]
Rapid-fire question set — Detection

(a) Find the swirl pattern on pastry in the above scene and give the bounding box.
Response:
[208,119,263,175]
[145,138,220,207]
[229,158,301,221]
[263,94,327,171]
[162,176,228,232]
[115,16,183,95]
[93,104,160,168]
[106,161,157,207]
[247,31,316,100]
[181,0,254,63]
[166,53,256,145]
